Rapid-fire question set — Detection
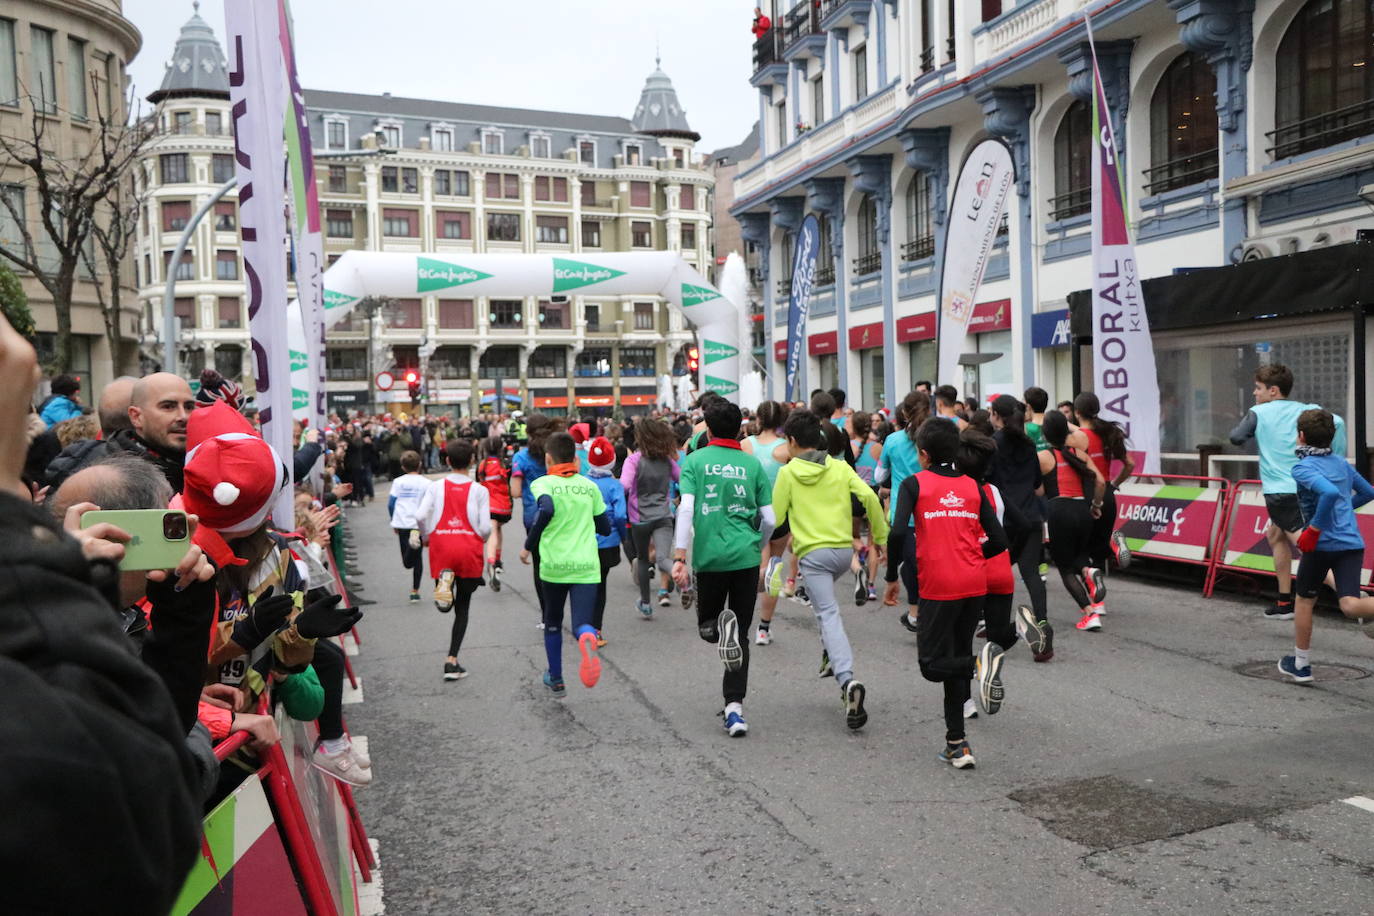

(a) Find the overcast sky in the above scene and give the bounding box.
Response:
[122,0,760,154]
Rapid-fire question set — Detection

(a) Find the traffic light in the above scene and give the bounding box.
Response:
[687,345,700,385]
[406,370,421,405]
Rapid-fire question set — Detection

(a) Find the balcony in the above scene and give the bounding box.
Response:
[852,252,881,276]
[815,264,835,285]
[902,236,936,262]
[752,32,786,86]
[1267,100,1374,161]
[819,0,871,32]
[782,1,825,60]
[776,277,792,299]
[1142,149,1218,197]
[1047,187,1090,222]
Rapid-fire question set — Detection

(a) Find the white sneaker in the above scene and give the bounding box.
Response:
[349,738,371,770]
[408,529,420,550]
[755,626,772,645]
[434,570,455,611]
[963,698,978,719]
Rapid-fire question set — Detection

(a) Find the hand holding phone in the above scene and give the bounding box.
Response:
[79,509,191,571]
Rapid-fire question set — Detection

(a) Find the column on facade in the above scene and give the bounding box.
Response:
[769,196,804,396]
[828,29,844,117]
[758,88,771,157]
[897,126,950,395]
[362,162,381,251]
[848,155,894,402]
[667,184,683,250]
[1170,0,1254,259]
[740,212,773,399]
[806,176,847,393]
[875,0,897,86]
[570,177,583,249]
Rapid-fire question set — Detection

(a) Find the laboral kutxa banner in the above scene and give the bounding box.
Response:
[1088,22,1161,474]
[226,0,293,527]
[785,214,820,402]
[935,139,1014,388]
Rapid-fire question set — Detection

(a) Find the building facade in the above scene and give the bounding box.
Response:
[0,0,142,392]
[708,124,767,373]
[135,11,711,418]
[734,0,1374,470]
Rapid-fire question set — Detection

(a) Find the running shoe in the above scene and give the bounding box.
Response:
[898,610,920,634]
[963,698,978,719]
[975,642,1005,715]
[844,679,868,729]
[818,648,834,678]
[782,576,798,598]
[764,557,785,597]
[854,568,869,606]
[577,631,601,688]
[1278,655,1314,684]
[975,619,987,640]
[717,609,743,672]
[1111,530,1132,570]
[409,590,420,604]
[867,586,878,602]
[755,626,772,646]
[657,588,671,608]
[434,570,455,613]
[636,599,654,619]
[596,631,607,648]
[1090,601,1106,618]
[542,670,567,697]
[1033,625,1055,663]
[937,740,976,769]
[795,584,811,607]
[681,586,695,611]
[491,564,503,593]
[1075,610,1102,632]
[1084,567,1106,604]
[1014,605,1048,654]
[443,661,467,681]
[407,529,420,550]
[349,739,371,770]
[312,745,373,787]
[1264,601,1296,621]
[723,708,749,737]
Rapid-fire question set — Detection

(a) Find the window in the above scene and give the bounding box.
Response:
[432,127,453,151]
[631,220,652,247]
[539,302,569,329]
[173,296,196,328]
[815,217,835,285]
[30,26,55,114]
[576,347,612,377]
[854,195,880,275]
[482,128,504,155]
[903,173,935,261]
[438,299,474,329]
[584,304,600,331]
[489,299,523,329]
[673,148,685,168]
[581,180,599,206]
[531,133,551,158]
[213,201,235,231]
[328,165,346,193]
[1145,52,1219,194]
[0,183,23,253]
[630,180,652,207]
[217,297,241,328]
[326,209,353,238]
[528,346,567,377]
[982,0,1002,22]
[853,45,869,101]
[380,123,401,147]
[621,347,656,376]
[431,345,471,378]
[479,346,520,377]
[679,186,694,210]
[434,169,450,196]
[161,201,191,232]
[633,302,655,330]
[212,153,234,184]
[67,38,86,120]
[812,77,825,125]
[775,100,788,148]
[382,209,417,237]
[160,153,189,184]
[390,298,421,328]
[579,139,596,164]
[486,212,520,242]
[172,111,191,134]
[484,172,520,200]
[681,222,697,249]
[326,348,367,380]
[452,170,470,196]
[206,111,222,135]
[381,167,398,193]
[1051,100,1092,219]
[624,142,642,165]
[534,176,569,202]
[0,20,16,107]
[215,250,238,280]
[142,254,150,285]
[325,117,346,149]
[401,167,418,193]
[436,210,470,239]
[581,219,601,247]
[214,344,243,381]
[535,215,569,243]
[1274,0,1374,159]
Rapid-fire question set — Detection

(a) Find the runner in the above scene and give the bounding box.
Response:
[673,399,774,737]
[743,400,791,644]
[877,390,931,634]
[477,435,512,592]
[510,414,556,617]
[1075,392,1137,601]
[1039,411,1108,633]
[1023,387,1050,451]
[850,410,883,604]
[621,417,681,618]
[585,436,629,646]
[772,409,889,731]
[387,449,430,603]
[988,395,1052,660]
[416,439,492,681]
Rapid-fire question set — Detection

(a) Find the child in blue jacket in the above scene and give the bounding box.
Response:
[586,436,630,645]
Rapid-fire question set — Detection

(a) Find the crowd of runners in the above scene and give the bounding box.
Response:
[388,367,1374,770]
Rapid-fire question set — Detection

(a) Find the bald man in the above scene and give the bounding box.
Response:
[118,372,195,493]
[98,376,137,437]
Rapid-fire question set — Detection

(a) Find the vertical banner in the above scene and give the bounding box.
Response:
[279,0,326,434]
[784,214,820,402]
[1088,18,1161,474]
[226,0,294,526]
[935,139,1014,389]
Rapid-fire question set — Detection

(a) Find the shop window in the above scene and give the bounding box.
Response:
[1273,0,1374,159]
[438,299,474,329]
[479,346,520,377]
[1145,51,1219,194]
[1050,100,1091,220]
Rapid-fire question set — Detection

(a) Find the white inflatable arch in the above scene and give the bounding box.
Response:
[288,250,742,418]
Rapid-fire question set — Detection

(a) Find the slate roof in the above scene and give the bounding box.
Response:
[630,60,699,141]
[147,2,229,103]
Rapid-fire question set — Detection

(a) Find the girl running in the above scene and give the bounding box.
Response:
[620,417,681,618]
[878,390,932,633]
[850,411,883,604]
[988,395,1052,660]
[477,436,512,592]
[1039,411,1108,634]
[388,450,431,603]
[744,400,792,644]
[1074,392,1137,595]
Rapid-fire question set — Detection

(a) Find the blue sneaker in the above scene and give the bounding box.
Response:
[1278,655,1313,684]
[636,599,654,619]
[723,708,748,737]
[938,740,976,769]
[542,671,566,697]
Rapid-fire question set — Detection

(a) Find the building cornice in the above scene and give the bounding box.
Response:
[32,0,142,59]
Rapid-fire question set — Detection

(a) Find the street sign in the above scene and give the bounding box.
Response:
[375,371,394,391]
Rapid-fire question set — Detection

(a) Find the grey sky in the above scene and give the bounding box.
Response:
[122,0,760,154]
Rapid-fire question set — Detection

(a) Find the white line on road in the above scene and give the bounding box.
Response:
[356,838,384,915]
[342,676,364,705]
[1341,796,1374,814]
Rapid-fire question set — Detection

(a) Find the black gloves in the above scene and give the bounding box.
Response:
[231,587,296,650]
[293,593,363,639]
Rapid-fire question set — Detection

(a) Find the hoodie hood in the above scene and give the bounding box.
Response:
[789,450,832,484]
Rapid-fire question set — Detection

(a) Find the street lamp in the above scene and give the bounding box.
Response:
[355,295,394,412]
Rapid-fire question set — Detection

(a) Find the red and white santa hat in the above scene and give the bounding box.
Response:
[587,436,616,468]
[182,400,288,536]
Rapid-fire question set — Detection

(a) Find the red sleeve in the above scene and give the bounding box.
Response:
[197,701,233,742]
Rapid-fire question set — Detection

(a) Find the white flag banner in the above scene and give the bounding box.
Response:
[226,0,293,526]
[936,139,1015,389]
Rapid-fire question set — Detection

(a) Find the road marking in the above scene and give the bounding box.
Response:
[342,676,364,705]
[1342,795,1374,814]
[357,838,385,915]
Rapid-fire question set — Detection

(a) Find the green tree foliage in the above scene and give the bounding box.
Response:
[0,263,34,338]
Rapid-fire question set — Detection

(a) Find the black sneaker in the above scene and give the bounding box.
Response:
[975,642,1005,716]
[854,568,869,606]
[898,610,920,634]
[844,679,868,730]
[1265,602,1296,621]
[443,662,467,681]
[938,740,976,769]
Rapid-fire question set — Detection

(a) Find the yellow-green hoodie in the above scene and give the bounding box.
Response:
[773,450,890,559]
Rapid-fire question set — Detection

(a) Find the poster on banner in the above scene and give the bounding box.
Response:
[1087,19,1162,474]
[935,139,1015,388]
[1111,481,1226,564]
[785,214,820,402]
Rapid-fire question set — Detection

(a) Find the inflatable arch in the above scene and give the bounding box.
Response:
[287,250,743,419]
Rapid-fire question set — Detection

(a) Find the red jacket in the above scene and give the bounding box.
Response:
[752,14,771,38]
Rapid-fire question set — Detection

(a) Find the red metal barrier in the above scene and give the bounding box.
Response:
[1110,474,1231,577]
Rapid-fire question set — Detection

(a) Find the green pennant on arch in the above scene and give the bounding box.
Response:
[703,340,738,364]
[289,349,308,373]
[292,387,310,411]
[416,256,493,293]
[552,257,626,292]
[704,375,739,395]
[323,289,357,310]
[681,283,721,306]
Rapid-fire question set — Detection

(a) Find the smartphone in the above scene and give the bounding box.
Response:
[80,509,190,571]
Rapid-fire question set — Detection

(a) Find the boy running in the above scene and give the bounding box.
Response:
[522,432,611,697]
[673,399,774,737]
[1278,409,1374,683]
[477,436,512,591]
[388,450,430,603]
[773,410,889,730]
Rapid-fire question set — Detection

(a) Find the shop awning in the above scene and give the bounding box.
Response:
[1067,240,1374,338]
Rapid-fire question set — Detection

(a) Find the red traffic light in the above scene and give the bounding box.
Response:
[404,371,418,383]
[687,346,700,370]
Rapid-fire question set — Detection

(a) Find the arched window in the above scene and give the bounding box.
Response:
[1146,51,1219,194]
[903,173,934,261]
[855,195,880,275]
[1273,0,1374,158]
[1051,100,1092,219]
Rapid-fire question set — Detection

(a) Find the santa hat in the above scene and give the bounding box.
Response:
[569,423,589,445]
[182,401,288,538]
[587,436,616,468]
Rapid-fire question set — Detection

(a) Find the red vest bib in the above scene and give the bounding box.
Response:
[911,470,987,601]
[428,479,486,579]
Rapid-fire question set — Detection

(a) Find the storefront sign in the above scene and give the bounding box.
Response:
[968,299,1012,334]
[1032,308,1072,348]
[533,395,568,408]
[774,340,788,363]
[808,330,838,356]
[621,394,657,406]
[848,321,884,350]
[896,312,936,343]
[1112,481,1226,564]
[576,395,615,407]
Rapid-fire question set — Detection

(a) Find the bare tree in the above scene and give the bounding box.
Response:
[0,74,156,372]
[80,170,144,376]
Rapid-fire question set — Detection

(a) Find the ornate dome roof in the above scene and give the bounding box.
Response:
[147,2,230,103]
[630,58,699,142]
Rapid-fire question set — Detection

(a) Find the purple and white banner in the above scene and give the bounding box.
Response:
[936,139,1014,388]
[226,0,293,526]
[1088,19,1160,474]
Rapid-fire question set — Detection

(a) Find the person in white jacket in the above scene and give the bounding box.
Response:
[388,450,431,602]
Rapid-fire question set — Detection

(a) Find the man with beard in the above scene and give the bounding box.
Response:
[116,373,196,493]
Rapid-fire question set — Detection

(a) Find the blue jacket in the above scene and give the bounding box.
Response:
[40,395,82,428]
[1292,454,1374,552]
[587,469,628,549]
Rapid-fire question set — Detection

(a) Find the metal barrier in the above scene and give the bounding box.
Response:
[1111,474,1232,574]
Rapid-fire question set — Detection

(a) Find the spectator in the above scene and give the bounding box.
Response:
[751,5,771,38]
[97,376,137,436]
[53,413,99,449]
[39,373,83,427]
[120,372,196,493]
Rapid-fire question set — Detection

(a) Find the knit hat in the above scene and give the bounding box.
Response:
[182,400,288,537]
[195,368,244,412]
[587,436,615,468]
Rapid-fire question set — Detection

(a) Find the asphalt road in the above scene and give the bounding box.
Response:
[344,479,1374,915]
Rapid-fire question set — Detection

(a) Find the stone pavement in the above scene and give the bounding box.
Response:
[343,480,1374,915]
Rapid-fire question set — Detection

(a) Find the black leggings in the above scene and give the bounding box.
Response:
[1047,498,1093,611]
[593,546,621,632]
[446,578,481,657]
[396,529,423,591]
[1010,525,1048,622]
[983,592,1017,652]
[312,638,346,742]
[1088,486,1117,571]
[898,528,918,605]
[696,567,758,706]
[915,595,980,743]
